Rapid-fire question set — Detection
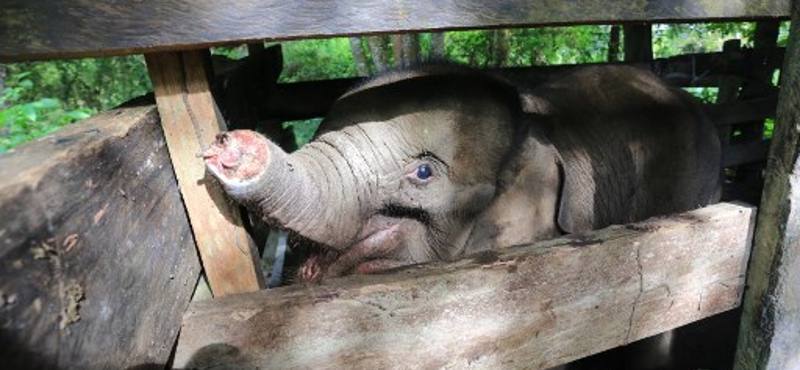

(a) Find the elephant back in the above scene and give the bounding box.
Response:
[525,66,721,233]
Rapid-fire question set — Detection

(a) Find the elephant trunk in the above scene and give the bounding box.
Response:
[203,130,363,250]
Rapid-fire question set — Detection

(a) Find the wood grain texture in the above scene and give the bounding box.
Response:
[0,0,791,62]
[146,50,264,297]
[0,105,200,369]
[734,5,800,369]
[174,202,756,370]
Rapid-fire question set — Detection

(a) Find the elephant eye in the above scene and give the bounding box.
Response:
[408,163,433,183]
[415,164,433,181]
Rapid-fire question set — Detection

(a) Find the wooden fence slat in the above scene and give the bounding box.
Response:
[174,202,755,370]
[0,105,200,369]
[0,0,791,62]
[723,140,771,167]
[734,3,800,369]
[623,24,653,62]
[146,50,263,297]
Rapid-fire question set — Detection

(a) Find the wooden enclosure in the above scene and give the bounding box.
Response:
[1,1,798,369]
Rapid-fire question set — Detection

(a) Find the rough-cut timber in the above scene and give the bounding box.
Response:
[0,105,201,369]
[174,203,755,370]
[623,24,653,62]
[734,5,800,369]
[0,0,790,62]
[146,50,263,297]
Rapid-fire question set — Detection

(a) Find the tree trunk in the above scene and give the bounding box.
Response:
[736,21,780,142]
[491,30,509,67]
[431,32,446,61]
[391,34,421,68]
[402,33,421,67]
[0,63,6,109]
[349,37,370,76]
[608,25,621,62]
[392,35,403,68]
[367,36,390,73]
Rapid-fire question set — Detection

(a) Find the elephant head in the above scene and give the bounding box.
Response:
[203,65,720,281]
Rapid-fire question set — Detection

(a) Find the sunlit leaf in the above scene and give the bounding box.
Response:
[20,105,37,122]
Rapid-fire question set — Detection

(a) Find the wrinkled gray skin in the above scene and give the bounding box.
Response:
[204,65,720,281]
[204,65,721,370]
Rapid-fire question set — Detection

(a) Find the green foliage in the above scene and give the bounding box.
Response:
[652,23,757,58]
[506,26,610,65]
[764,118,775,139]
[1,72,92,153]
[777,21,791,47]
[212,45,249,60]
[6,56,150,112]
[1,56,149,152]
[446,26,610,67]
[278,38,358,82]
[683,87,719,104]
[283,118,322,148]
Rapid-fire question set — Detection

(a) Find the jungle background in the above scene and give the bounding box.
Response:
[0,22,790,153]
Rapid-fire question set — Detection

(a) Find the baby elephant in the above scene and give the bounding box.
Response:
[204,65,721,281]
[204,65,722,370]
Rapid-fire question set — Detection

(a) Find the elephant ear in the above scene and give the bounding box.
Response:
[555,145,598,234]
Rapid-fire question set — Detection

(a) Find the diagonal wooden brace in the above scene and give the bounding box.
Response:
[145,50,264,297]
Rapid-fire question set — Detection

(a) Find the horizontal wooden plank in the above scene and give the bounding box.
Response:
[713,97,778,127]
[0,104,201,369]
[723,140,771,166]
[174,202,755,370]
[0,0,790,62]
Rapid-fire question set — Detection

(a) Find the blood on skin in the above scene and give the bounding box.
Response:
[203,131,270,182]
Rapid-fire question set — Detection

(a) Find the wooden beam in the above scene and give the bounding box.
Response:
[734,4,800,369]
[146,50,263,297]
[0,0,791,62]
[623,24,653,63]
[722,140,771,167]
[0,105,200,369]
[712,96,777,128]
[174,202,755,370]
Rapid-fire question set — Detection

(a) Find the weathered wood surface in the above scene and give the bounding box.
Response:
[174,202,755,370]
[734,4,800,369]
[623,24,653,62]
[146,50,264,297]
[0,105,201,369]
[0,0,790,62]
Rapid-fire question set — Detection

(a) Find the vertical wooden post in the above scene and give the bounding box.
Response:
[734,3,800,369]
[738,21,780,142]
[607,25,622,62]
[717,39,743,148]
[623,24,653,63]
[145,50,264,297]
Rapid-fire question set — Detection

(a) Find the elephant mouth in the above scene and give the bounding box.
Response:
[296,217,408,282]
